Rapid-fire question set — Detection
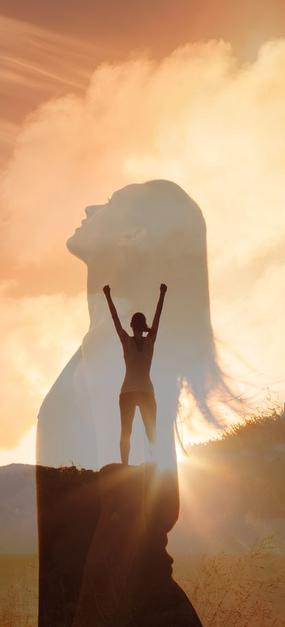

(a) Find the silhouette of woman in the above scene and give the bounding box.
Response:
[103,283,167,464]
[37,179,241,470]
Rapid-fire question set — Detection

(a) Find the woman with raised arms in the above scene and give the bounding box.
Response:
[103,283,167,464]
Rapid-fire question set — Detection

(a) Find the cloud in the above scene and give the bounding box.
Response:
[0,292,88,449]
[1,40,285,287]
[0,15,106,163]
[1,39,285,455]
[0,14,101,94]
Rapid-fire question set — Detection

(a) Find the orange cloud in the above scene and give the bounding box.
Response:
[0,292,88,449]
[1,39,285,458]
[1,40,285,282]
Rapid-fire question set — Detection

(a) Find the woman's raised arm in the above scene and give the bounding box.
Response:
[103,286,127,342]
[149,283,167,341]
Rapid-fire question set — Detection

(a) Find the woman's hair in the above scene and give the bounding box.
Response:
[83,179,245,432]
[130,312,150,333]
[116,180,245,429]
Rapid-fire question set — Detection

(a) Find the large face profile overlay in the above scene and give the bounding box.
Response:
[37,179,242,470]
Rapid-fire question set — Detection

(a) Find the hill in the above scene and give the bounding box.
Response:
[170,408,285,554]
[0,408,284,555]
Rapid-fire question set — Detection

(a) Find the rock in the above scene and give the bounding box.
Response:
[37,463,202,626]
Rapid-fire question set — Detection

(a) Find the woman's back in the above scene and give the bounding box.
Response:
[121,333,154,393]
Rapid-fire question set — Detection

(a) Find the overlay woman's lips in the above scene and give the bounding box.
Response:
[75,219,87,230]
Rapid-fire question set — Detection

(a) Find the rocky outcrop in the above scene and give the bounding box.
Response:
[37,463,202,626]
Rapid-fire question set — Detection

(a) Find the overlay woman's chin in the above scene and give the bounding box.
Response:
[66,231,76,250]
[66,228,84,257]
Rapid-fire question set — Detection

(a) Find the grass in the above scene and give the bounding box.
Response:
[173,538,285,627]
[0,543,284,626]
[0,554,38,627]
[188,404,285,453]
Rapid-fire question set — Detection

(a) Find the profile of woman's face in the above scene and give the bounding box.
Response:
[66,180,203,294]
[67,186,146,263]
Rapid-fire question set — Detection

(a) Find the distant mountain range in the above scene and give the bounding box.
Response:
[0,411,284,554]
[0,463,37,553]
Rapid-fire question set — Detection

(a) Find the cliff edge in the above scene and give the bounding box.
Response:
[37,463,202,626]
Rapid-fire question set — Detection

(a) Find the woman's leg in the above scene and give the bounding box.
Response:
[119,393,136,464]
[138,392,157,444]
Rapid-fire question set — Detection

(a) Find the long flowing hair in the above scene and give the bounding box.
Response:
[111,180,243,434]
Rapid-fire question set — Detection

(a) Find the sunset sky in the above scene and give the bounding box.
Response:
[1,1,284,465]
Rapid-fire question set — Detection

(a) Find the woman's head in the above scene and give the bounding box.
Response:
[66,180,205,294]
[130,312,150,334]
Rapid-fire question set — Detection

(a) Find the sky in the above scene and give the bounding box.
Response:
[1,1,285,465]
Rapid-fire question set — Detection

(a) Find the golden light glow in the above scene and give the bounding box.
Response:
[1,37,285,465]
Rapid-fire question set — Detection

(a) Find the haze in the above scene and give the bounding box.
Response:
[0,2,284,464]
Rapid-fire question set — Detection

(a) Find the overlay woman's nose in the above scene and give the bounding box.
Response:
[85,204,105,218]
